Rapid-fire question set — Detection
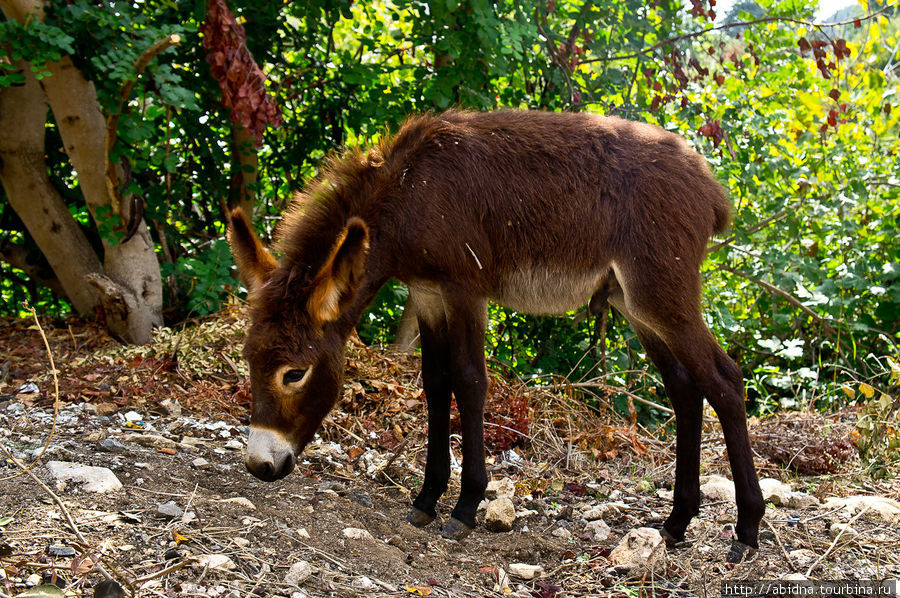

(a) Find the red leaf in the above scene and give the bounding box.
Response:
[798,37,811,55]
[829,89,841,100]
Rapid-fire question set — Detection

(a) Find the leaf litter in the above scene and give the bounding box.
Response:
[1,311,899,597]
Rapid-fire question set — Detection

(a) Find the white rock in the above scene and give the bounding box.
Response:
[486,478,516,499]
[192,457,210,469]
[788,549,817,568]
[296,527,310,539]
[584,519,611,541]
[700,475,736,502]
[352,577,375,590]
[759,478,793,505]
[219,497,256,510]
[123,410,143,422]
[342,527,374,541]
[552,527,571,539]
[232,537,250,548]
[609,527,667,575]
[822,496,900,523]
[485,497,516,532]
[508,563,544,580]
[45,461,122,493]
[656,489,674,501]
[223,439,243,450]
[285,560,314,585]
[787,492,820,509]
[195,553,236,571]
[782,573,809,581]
[582,505,605,521]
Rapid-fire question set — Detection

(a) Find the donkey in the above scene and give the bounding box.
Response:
[228,109,764,561]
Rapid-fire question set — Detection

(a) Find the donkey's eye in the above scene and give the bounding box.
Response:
[282,369,308,385]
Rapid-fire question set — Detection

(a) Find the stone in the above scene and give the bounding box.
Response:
[609,528,668,575]
[157,399,182,417]
[194,553,236,571]
[342,527,374,541]
[508,563,544,580]
[352,577,375,590]
[700,475,736,502]
[296,527,310,539]
[485,497,516,532]
[552,527,571,539]
[15,586,65,598]
[788,549,817,568]
[823,496,900,523]
[99,438,129,453]
[192,457,210,470]
[347,491,374,508]
[223,439,243,450]
[92,580,126,598]
[582,505,605,521]
[46,461,122,493]
[584,519,612,541]
[485,477,516,499]
[829,523,859,540]
[124,434,178,451]
[47,545,76,557]
[123,411,143,423]
[759,478,792,505]
[787,493,820,509]
[285,560,315,585]
[156,501,184,519]
[782,573,809,582]
[232,537,250,548]
[219,497,256,510]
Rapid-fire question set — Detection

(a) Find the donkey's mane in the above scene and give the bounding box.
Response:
[270,113,453,291]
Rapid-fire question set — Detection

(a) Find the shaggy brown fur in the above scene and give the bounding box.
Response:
[230,109,763,560]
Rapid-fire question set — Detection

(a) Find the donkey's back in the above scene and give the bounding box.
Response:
[383,110,731,315]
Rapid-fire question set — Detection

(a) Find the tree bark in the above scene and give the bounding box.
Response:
[0,61,102,314]
[1,0,164,343]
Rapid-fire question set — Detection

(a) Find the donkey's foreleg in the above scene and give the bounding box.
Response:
[408,293,453,527]
[441,294,489,541]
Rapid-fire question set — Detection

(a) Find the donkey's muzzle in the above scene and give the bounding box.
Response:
[245,427,296,482]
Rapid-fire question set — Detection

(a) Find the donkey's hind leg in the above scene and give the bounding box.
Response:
[612,263,764,559]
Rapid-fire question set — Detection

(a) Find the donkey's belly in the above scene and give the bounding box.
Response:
[495,267,608,315]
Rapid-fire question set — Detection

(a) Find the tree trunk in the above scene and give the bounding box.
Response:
[0,61,103,314]
[1,0,164,343]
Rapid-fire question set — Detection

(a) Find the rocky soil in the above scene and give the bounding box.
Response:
[1,315,899,597]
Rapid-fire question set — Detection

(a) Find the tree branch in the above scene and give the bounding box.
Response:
[581,6,892,65]
[105,33,181,214]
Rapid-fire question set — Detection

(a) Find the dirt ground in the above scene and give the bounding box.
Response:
[1,313,899,597]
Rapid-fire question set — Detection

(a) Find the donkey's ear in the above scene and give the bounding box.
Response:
[228,208,277,291]
[307,217,370,324]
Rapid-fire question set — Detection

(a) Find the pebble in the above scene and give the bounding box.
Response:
[609,527,668,575]
[347,491,373,508]
[788,548,817,568]
[823,496,900,523]
[192,457,210,469]
[47,545,76,557]
[700,475,736,502]
[219,497,256,510]
[342,527,374,541]
[156,501,184,519]
[232,537,250,548]
[194,553,236,571]
[485,477,516,499]
[485,497,516,532]
[285,560,314,585]
[124,434,178,451]
[123,411,143,423]
[296,527,310,539]
[584,519,612,541]
[552,527,572,539]
[45,461,122,493]
[223,439,243,450]
[352,577,376,590]
[99,438,129,453]
[508,563,544,580]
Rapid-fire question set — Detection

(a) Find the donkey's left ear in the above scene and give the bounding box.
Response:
[307,217,370,324]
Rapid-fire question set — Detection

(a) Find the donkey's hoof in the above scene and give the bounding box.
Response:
[440,518,474,541]
[659,526,683,547]
[406,507,435,528]
[726,540,758,564]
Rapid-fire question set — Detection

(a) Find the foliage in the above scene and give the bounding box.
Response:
[1,0,898,424]
[851,358,900,477]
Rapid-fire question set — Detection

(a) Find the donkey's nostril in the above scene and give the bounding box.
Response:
[246,451,294,482]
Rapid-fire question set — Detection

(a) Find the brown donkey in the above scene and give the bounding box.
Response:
[228,109,764,561]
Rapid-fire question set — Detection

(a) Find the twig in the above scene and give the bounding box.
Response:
[105,33,182,214]
[0,304,60,482]
[805,505,870,576]
[765,518,796,569]
[132,557,196,584]
[567,380,675,415]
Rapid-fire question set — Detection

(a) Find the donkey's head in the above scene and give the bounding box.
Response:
[228,208,369,481]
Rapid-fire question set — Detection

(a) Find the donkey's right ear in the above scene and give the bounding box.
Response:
[228,208,277,291]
